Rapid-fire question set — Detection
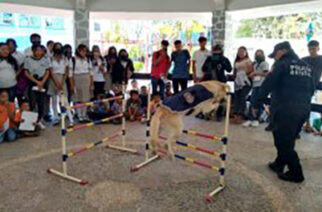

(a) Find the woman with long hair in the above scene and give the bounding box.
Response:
[243,49,270,128]
[104,46,117,92]
[111,49,134,94]
[233,46,254,124]
[70,44,93,122]
[91,45,107,98]
[47,42,74,125]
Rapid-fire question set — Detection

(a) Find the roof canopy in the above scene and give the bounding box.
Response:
[3,0,320,12]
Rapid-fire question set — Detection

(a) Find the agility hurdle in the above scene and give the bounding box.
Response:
[48,83,138,184]
[131,92,231,201]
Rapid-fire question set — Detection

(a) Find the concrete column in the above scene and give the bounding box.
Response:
[212,0,226,46]
[74,0,89,47]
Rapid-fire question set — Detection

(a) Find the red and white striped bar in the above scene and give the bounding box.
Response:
[182,130,221,141]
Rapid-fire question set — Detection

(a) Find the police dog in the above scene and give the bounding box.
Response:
[150,80,230,159]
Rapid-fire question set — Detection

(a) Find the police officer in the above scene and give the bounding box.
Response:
[256,41,315,183]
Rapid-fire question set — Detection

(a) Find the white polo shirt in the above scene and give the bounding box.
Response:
[193,49,211,78]
[12,51,25,67]
[69,57,93,77]
[0,59,17,88]
[51,57,69,75]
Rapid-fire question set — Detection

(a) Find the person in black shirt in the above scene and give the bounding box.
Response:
[256,41,315,183]
[202,45,232,121]
[202,45,232,82]
[111,49,134,94]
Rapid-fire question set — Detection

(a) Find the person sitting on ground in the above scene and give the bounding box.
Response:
[14,98,40,137]
[305,113,322,136]
[87,93,112,121]
[139,86,149,118]
[312,113,322,136]
[165,82,173,98]
[0,90,16,143]
[131,79,139,91]
[125,90,142,121]
[150,92,162,115]
[111,92,123,124]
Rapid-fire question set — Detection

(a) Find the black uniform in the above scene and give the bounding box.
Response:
[256,49,315,179]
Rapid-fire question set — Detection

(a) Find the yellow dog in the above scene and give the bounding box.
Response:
[150,80,230,158]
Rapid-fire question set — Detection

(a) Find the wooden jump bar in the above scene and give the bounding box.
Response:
[67,113,123,133]
[67,132,120,159]
[182,130,221,141]
[70,95,123,109]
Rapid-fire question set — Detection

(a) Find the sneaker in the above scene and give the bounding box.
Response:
[38,122,46,130]
[251,121,259,127]
[52,118,60,126]
[278,171,305,183]
[242,121,252,127]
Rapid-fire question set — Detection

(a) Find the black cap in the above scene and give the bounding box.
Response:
[212,44,223,51]
[268,41,292,58]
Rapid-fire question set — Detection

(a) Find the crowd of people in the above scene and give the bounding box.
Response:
[0,33,321,143]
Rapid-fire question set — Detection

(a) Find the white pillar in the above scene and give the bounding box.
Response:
[74,0,89,47]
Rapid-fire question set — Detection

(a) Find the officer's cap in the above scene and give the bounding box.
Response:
[268,41,292,58]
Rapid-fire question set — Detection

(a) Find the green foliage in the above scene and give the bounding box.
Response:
[235,12,322,39]
[235,20,254,38]
[133,61,144,72]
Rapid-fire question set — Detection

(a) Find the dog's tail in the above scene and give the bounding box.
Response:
[150,107,162,150]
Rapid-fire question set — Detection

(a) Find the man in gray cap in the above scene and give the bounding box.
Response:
[256,41,315,183]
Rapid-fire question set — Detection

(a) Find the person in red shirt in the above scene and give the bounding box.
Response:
[151,40,171,99]
[0,90,16,143]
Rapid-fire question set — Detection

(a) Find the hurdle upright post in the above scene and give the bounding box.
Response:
[61,93,68,176]
[206,93,231,201]
[145,84,152,160]
[121,82,126,147]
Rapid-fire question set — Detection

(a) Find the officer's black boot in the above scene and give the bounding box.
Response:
[268,161,284,174]
[278,165,305,183]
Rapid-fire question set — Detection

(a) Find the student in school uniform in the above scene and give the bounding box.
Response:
[69,44,93,123]
[91,45,107,98]
[6,39,29,105]
[0,42,19,102]
[47,42,74,126]
[24,44,51,129]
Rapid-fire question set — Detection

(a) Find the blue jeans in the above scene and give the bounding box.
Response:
[233,86,251,116]
[249,87,264,121]
[0,129,16,143]
[151,77,165,99]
